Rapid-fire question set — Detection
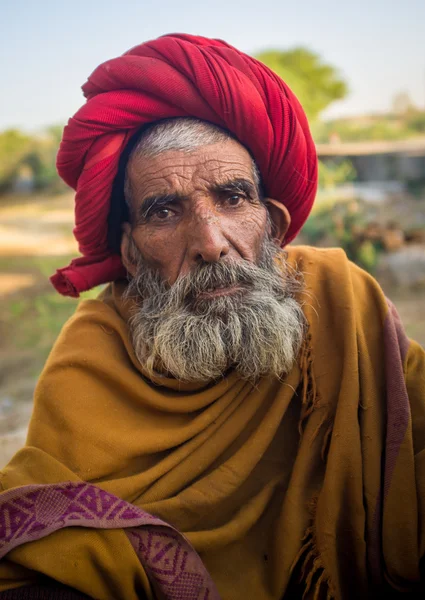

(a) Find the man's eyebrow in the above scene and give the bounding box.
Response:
[209,178,257,197]
[134,178,258,223]
[136,193,183,223]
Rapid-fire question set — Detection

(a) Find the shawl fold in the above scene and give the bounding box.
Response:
[1,246,425,599]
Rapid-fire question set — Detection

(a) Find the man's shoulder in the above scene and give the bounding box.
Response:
[44,283,128,369]
[62,295,119,339]
[64,281,127,331]
[286,244,350,268]
[286,245,389,329]
[286,244,378,286]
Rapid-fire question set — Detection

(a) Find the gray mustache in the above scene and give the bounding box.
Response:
[177,262,264,294]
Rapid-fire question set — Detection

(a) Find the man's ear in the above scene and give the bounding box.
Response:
[120,222,137,277]
[265,198,291,245]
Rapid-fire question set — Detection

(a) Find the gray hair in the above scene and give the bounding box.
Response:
[123,233,306,383]
[124,118,262,209]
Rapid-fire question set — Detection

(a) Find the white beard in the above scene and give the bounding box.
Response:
[124,236,306,383]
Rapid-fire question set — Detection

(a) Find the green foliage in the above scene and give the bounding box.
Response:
[0,126,66,195]
[316,109,425,143]
[302,199,381,272]
[12,288,100,348]
[406,110,425,134]
[0,130,32,192]
[356,240,378,272]
[6,284,104,367]
[301,200,337,244]
[255,47,348,121]
[0,254,76,276]
[318,159,356,189]
[1,251,103,383]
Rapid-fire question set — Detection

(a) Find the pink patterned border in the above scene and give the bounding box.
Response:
[0,482,220,600]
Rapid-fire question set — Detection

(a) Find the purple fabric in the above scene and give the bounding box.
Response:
[0,582,93,599]
[0,482,220,600]
[367,299,411,587]
[386,299,410,364]
[382,299,411,500]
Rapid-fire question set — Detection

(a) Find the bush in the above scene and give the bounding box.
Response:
[0,126,65,195]
[302,199,381,272]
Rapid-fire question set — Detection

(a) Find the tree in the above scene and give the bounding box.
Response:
[0,126,65,195]
[254,48,348,122]
[0,129,32,192]
[406,110,425,133]
[392,92,415,115]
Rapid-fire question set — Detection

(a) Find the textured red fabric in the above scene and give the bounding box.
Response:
[52,33,318,297]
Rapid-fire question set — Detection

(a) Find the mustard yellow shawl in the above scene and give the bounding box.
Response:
[1,246,424,599]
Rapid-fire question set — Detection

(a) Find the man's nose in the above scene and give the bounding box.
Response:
[187,213,230,263]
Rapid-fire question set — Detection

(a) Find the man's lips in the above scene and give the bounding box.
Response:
[196,284,243,299]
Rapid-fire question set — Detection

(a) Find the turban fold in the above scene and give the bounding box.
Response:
[52,33,318,297]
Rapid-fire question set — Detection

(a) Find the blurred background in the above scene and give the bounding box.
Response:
[1,0,424,463]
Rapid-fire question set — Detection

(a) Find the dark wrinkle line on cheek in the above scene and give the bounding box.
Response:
[231,210,268,261]
[135,210,266,282]
[141,226,187,284]
[177,242,190,281]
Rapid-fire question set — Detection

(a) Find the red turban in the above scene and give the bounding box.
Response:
[52,33,317,297]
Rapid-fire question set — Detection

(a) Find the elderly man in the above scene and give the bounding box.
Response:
[0,34,424,600]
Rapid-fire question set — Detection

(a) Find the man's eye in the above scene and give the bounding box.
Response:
[151,208,174,220]
[225,194,245,207]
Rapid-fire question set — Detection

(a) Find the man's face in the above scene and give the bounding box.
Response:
[123,139,268,285]
[120,138,305,383]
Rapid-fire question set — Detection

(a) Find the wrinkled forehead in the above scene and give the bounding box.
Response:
[107,137,261,253]
[126,139,257,202]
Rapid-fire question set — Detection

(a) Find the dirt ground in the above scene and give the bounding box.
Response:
[0,194,424,466]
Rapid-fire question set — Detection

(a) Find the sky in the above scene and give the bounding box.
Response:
[1,0,424,131]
